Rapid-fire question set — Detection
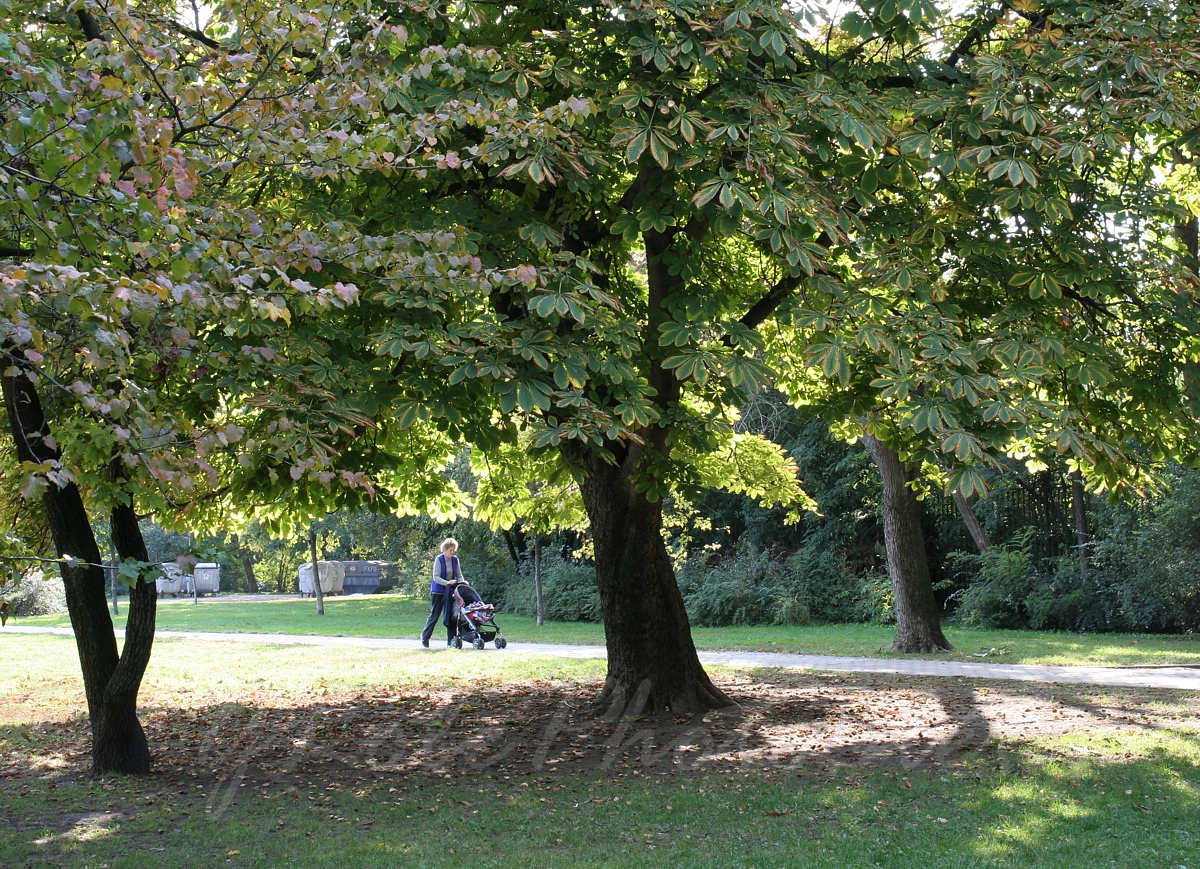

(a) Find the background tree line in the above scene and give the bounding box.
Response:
[58,399,1194,638]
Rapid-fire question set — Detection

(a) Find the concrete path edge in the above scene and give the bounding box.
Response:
[5,625,1199,691]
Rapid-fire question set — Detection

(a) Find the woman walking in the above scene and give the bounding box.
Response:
[420,538,463,648]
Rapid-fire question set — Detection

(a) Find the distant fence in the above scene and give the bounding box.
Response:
[930,472,1080,562]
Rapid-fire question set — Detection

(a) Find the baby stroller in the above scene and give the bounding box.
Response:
[449,583,507,650]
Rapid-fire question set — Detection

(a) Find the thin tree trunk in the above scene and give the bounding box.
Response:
[952,491,991,554]
[1070,470,1089,576]
[234,535,258,594]
[108,542,119,615]
[242,553,258,594]
[2,357,153,774]
[1176,207,1200,414]
[577,447,734,717]
[863,436,953,653]
[309,523,324,615]
[533,534,544,627]
[276,556,290,594]
[502,528,524,567]
[104,460,157,774]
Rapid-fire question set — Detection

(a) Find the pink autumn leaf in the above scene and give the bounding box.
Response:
[515,264,539,287]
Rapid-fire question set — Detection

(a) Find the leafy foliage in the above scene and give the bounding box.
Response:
[767,0,1200,499]
[676,547,892,628]
[952,467,1200,632]
[497,551,602,622]
[0,567,66,616]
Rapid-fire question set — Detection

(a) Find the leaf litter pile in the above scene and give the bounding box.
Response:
[4,669,1196,793]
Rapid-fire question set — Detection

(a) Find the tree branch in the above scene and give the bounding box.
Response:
[739,273,803,332]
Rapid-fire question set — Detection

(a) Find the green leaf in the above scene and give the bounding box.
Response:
[625,130,649,164]
[647,128,675,169]
[941,430,983,461]
[805,343,850,386]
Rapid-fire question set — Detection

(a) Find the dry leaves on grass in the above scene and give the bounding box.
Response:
[3,671,1195,793]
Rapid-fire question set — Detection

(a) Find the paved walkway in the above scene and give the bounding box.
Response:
[6,625,1199,691]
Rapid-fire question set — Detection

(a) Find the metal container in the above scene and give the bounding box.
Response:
[298,561,345,595]
[156,563,185,597]
[192,563,221,595]
[341,561,381,595]
[375,561,399,592]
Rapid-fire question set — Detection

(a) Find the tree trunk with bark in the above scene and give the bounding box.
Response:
[533,534,545,627]
[563,216,735,717]
[863,436,953,653]
[576,447,734,717]
[104,460,157,774]
[234,535,259,594]
[2,358,154,774]
[308,524,324,615]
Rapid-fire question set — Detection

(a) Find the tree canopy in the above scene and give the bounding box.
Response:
[3,0,1200,750]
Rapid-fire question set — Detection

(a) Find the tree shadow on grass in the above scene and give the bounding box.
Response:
[4,670,1194,801]
[2,673,1198,869]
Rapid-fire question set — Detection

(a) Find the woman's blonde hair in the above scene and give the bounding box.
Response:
[440,538,458,553]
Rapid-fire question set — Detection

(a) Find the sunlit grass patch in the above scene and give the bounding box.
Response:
[14,595,1200,667]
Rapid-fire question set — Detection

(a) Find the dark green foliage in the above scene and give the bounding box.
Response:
[949,531,1039,629]
[676,548,892,628]
[498,553,602,622]
[676,551,789,627]
[1081,469,1200,633]
[951,467,1200,632]
[667,416,894,627]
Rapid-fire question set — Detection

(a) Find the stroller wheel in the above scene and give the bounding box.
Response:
[494,637,507,649]
[472,637,485,650]
[453,637,463,649]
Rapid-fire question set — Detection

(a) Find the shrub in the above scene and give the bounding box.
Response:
[500,553,602,622]
[949,532,1038,629]
[785,546,892,624]
[676,546,891,627]
[677,551,788,627]
[1,569,67,617]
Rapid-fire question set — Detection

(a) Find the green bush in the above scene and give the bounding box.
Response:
[677,551,789,627]
[676,547,892,628]
[949,531,1039,629]
[785,547,894,624]
[499,553,602,622]
[950,469,1200,632]
[1,569,67,617]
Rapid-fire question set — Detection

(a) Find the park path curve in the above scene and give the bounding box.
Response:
[6,625,1199,691]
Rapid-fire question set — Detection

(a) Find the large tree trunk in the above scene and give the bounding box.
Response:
[564,215,734,718]
[577,448,734,717]
[2,358,153,774]
[863,436,953,653]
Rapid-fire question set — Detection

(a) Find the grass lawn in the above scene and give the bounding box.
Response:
[15,593,1200,667]
[1,632,1198,868]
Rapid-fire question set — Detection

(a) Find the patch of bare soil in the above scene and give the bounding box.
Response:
[3,670,1196,793]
